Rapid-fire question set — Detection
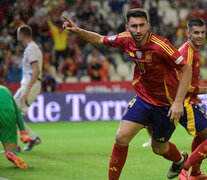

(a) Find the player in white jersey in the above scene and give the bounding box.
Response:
[14,25,42,151]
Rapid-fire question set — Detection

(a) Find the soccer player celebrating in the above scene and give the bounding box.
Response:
[0,85,32,168]
[14,25,42,151]
[177,19,207,180]
[63,8,192,179]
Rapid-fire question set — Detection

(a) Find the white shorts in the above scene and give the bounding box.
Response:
[14,80,41,115]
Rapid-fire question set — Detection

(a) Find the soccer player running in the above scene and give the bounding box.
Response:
[0,85,32,168]
[177,19,207,180]
[14,25,42,151]
[63,8,192,179]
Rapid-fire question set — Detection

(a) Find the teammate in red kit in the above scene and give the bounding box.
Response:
[177,19,207,180]
[63,8,192,179]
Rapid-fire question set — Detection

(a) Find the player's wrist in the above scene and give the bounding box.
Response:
[20,130,26,136]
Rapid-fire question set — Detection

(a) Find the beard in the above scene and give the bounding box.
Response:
[131,31,148,45]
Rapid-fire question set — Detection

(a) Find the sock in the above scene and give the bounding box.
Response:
[184,140,207,171]
[162,142,182,162]
[190,136,206,176]
[108,143,128,180]
[147,125,152,136]
[10,150,18,156]
[24,121,37,140]
[191,136,206,152]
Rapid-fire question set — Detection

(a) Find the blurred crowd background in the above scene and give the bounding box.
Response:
[0,0,207,89]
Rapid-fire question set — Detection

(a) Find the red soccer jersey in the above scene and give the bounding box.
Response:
[179,42,200,105]
[103,31,187,106]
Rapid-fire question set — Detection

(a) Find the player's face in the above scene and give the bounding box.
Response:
[126,17,149,45]
[188,25,206,48]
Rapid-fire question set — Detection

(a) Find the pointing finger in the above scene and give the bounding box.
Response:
[63,16,70,22]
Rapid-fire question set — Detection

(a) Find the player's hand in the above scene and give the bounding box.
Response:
[20,131,32,143]
[197,97,202,104]
[167,102,184,122]
[20,90,29,104]
[62,16,78,33]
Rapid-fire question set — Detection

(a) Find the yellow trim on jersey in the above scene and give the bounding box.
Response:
[184,96,191,106]
[175,69,180,80]
[184,99,197,137]
[164,80,174,105]
[146,32,152,43]
[132,76,141,86]
[118,32,131,38]
[150,35,174,56]
[151,35,174,54]
[164,80,180,126]
[188,84,195,93]
[187,46,194,66]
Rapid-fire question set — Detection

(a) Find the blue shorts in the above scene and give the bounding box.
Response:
[122,96,176,143]
[179,103,207,137]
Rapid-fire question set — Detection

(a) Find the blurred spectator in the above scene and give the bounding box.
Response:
[0,60,7,83]
[191,4,203,18]
[42,41,53,70]
[129,0,143,9]
[1,0,207,84]
[0,1,8,24]
[99,16,113,35]
[0,28,12,50]
[148,2,159,30]
[42,68,58,92]
[60,57,78,81]
[8,14,25,34]
[0,19,8,34]
[163,23,176,44]
[47,17,68,71]
[109,0,126,14]
[87,48,109,81]
[7,61,22,83]
[74,50,88,81]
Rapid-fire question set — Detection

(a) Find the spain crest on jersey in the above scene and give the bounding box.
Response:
[136,51,142,59]
[145,51,152,63]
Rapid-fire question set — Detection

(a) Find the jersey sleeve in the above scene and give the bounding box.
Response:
[27,46,39,64]
[13,98,25,131]
[158,39,187,70]
[103,34,126,51]
[6,88,25,131]
[179,45,192,66]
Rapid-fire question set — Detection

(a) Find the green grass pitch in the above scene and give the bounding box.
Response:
[0,121,206,180]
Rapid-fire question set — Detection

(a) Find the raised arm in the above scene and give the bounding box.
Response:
[63,16,105,46]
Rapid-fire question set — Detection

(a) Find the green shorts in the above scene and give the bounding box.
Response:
[0,109,17,144]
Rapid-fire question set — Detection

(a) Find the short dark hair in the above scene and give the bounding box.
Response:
[18,25,32,37]
[126,8,148,23]
[187,18,205,31]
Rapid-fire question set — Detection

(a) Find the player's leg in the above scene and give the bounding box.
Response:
[179,103,207,179]
[142,125,152,147]
[108,96,151,180]
[13,85,27,149]
[150,106,188,179]
[184,129,207,180]
[23,121,41,151]
[0,110,26,168]
[22,83,41,151]
[14,83,41,151]
[189,134,206,179]
[109,120,144,180]
[2,142,27,168]
[151,139,188,179]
